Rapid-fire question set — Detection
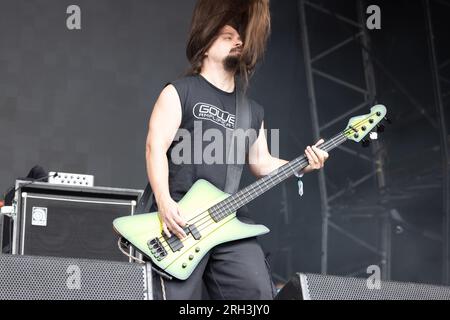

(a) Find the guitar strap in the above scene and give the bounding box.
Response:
[224,78,253,194]
[135,182,153,214]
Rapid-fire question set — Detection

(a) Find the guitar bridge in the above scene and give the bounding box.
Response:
[147,238,168,261]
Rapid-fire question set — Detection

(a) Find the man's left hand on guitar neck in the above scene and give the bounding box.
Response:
[301,138,329,174]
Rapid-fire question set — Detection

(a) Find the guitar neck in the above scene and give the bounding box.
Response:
[209,132,348,221]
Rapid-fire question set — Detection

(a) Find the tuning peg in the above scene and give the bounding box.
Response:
[384,117,392,125]
[362,139,371,148]
[376,124,385,133]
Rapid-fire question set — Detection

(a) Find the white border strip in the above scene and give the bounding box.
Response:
[24,194,133,206]
[299,273,311,300]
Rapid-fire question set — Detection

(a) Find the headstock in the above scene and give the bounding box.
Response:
[344,105,389,146]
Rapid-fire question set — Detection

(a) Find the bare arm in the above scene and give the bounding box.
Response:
[248,121,288,178]
[248,121,329,178]
[146,84,187,239]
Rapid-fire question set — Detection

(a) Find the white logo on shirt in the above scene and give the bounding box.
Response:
[193,103,235,130]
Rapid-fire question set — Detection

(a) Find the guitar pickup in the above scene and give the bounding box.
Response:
[187,224,201,240]
[160,224,201,253]
[163,234,184,252]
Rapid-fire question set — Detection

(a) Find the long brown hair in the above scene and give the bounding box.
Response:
[185,0,271,89]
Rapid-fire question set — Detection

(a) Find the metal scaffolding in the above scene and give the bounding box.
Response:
[298,0,391,279]
[298,0,450,284]
[424,0,450,285]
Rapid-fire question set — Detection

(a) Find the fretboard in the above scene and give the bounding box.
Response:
[209,132,347,221]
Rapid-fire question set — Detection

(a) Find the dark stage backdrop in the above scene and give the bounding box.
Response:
[0,0,321,280]
[1,0,448,286]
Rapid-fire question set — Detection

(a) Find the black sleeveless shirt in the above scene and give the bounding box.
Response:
[152,74,264,207]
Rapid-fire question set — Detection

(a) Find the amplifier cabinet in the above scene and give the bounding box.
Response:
[4,180,143,262]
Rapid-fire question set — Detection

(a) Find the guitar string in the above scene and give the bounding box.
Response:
[154,120,369,252]
[154,116,374,252]
[154,132,347,251]
[155,133,348,252]
[152,115,378,252]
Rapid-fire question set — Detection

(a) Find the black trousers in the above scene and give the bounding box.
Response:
[151,237,276,300]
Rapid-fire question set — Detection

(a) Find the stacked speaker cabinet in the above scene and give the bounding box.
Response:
[275,273,450,300]
[2,180,143,262]
[0,254,152,300]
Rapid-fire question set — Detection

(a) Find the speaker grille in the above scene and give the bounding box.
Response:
[0,254,148,300]
[302,273,450,300]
